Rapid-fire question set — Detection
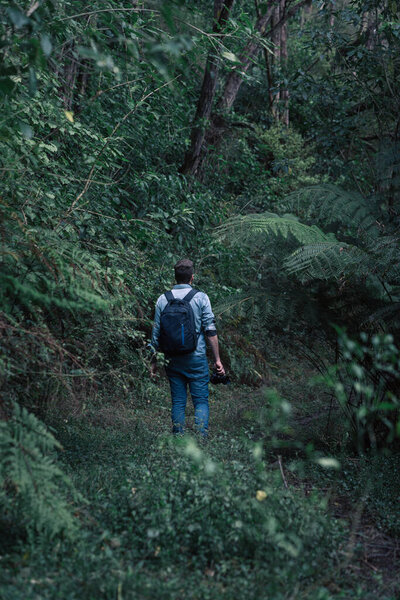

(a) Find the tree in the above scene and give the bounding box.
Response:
[179,0,235,176]
[181,0,309,176]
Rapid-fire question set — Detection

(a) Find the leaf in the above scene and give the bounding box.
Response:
[217,213,330,245]
[19,121,33,139]
[6,6,29,28]
[40,34,53,57]
[315,457,341,470]
[64,111,74,123]
[256,490,267,501]
[221,50,240,63]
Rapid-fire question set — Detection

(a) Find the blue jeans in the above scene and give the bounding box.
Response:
[165,356,209,437]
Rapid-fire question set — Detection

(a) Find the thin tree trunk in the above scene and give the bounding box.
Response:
[217,5,274,113]
[280,1,289,126]
[264,46,275,112]
[329,0,335,29]
[271,2,282,121]
[300,0,312,28]
[179,0,235,176]
[255,1,274,113]
[365,10,378,50]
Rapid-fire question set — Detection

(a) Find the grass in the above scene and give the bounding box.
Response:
[1,354,399,599]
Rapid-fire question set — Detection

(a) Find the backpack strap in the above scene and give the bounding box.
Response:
[164,290,174,302]
[183,288,199,303]
[164,288,199,303]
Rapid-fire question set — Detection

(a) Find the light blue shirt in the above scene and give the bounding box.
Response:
[151,284,216,359]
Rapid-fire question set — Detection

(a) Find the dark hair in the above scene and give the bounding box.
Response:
[174,259,194,284]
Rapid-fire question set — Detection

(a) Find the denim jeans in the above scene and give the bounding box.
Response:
[165,356,209,437]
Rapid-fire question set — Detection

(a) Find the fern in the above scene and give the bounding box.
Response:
[285,242,360,280]
[366,303,400,330]
[281,185,379,236]
[216,212,333,245]
[285,236,400,289]
[218,185,400,333]
[214,283,320,330]
[0,403,82,538]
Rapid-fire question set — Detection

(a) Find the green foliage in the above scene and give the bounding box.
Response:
[0,3,399,585]
[123,436,330,566]
[0,0,228,418]
[0,417,347,599]
[306,453,400,538]
[0,403,81,539]
[254,124,322,204]
[217,211,332,244]
[327,330,400,453]
[218,184,400,336]
[282,185,379,236]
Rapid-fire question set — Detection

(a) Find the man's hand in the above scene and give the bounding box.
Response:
[208,335,225,375]
[214,360,225,375]
[150,362,157,378]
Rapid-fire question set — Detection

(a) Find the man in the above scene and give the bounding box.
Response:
[150,259,225,438]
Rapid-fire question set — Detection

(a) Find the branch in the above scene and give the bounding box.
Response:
[59,76,180,225]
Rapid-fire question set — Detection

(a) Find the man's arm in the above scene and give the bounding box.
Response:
[148,298,162,376]
[201,293,225,375]
[150,298,162,351]
[207,334,225,375]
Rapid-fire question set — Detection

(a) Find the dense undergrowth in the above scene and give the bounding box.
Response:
[1,376,399,599]
[1,0,400,597]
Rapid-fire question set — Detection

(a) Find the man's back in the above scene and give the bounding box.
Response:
[151,284,216,360]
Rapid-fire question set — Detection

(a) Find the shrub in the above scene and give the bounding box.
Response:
[0,403,82,539]
[327,330,400,453]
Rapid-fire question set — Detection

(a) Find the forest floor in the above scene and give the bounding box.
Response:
[1,351,399,600]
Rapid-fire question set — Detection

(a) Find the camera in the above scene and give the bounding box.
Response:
[210,370,230,385]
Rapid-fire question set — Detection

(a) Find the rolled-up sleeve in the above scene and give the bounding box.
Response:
[201,294,217,337]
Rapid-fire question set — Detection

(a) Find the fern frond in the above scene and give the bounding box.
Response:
[375,142,400,194]
[282,185,379,235]
[216,212,332,245]
[213,292,254,319]
[285,235,400,288]
[365,303,400,329]
[285,242,363,280]
[214,285,318,329]
[0,403,83,538]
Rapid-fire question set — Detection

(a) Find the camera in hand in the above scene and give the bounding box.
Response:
[210,369,230,385]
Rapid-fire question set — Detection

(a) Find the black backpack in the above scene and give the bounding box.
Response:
[159,289,199,356]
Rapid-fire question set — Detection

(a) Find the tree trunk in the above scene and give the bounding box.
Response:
[183,0,308,176]
[217,5,274,114]
[280,1,289,126]
[365,10,378,50]
[300,0,312,28]
[179,0,235,176]
[218,0,309,116]
[329,0,335,29]
[271,2,282,121]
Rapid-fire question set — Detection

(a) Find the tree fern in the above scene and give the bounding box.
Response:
[0,403,82,538]
[216,212,333,245]
[281,185,379,236]
[285,242,360,280]
[217,185,400,333]
[285,236,400,289]
[214,283,321,330]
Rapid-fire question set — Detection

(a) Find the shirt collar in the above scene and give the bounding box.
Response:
[173,284,192,289]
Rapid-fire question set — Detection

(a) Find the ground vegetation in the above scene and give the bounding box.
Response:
[0,1,399,597]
